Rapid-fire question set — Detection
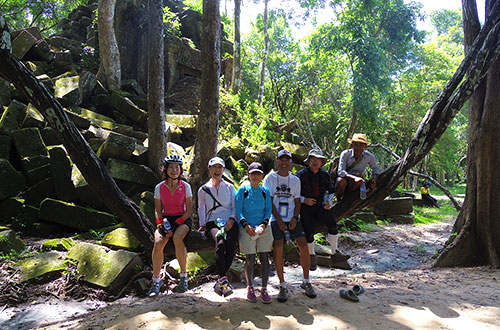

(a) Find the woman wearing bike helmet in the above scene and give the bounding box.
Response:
[148,154,193,296]
[197,157,238,297]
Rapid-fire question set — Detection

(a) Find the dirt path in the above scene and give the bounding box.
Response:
[2,217,500,330]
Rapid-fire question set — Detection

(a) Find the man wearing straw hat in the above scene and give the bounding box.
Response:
[297,148,351,271]
[335,133,381,199]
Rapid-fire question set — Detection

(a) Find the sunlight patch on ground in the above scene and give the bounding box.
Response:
[107,311,204,330]
[386,304,500,330]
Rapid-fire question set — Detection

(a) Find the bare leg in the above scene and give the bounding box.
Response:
[296,236,310,280]
[152,230,169,277]
[273,240,285,283]
[173,224,190,273]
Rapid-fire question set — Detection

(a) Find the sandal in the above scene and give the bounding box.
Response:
[339,289,359,302]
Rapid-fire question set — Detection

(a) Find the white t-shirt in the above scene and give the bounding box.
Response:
[263,171,301,223]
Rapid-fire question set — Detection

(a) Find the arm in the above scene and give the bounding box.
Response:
[298,170,317,206]
[197,187,207,230]
[337,150,349,178]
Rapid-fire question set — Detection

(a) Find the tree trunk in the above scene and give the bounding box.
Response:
[98,0,121,90]
[188,0,221,225]
[231,0,242,94]
[257,0,269,105]
[0,16,154,253]
[434,0,500,268]
[147,0,167,177]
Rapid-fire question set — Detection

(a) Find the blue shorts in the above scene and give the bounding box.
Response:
[271,220,305,241]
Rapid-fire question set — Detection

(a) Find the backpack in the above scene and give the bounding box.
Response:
[243,186,267,200]
[201,185,222,217]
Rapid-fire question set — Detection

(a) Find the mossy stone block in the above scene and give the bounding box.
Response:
[20,155,50,173]
[0,100,28,136]
[15,251,66,282]
[68,242,141,290]
[23,177,55,206]
[11,29,38,59]
[0,229,26,254]
[0,134,12,159]
[101,228,140,251]
[131,191,155,224]
[165,114,197,133]
[42,237,76,251]
[280,142,309,163]
[97,131,136,161]
[49,146,77,201]
[106,158,157,188]
[0,158,26,201]
[110,92,147,124]
[0,197,24,222]
[12,127,48,158]
[11,204,38,233]
[39,198,117,230]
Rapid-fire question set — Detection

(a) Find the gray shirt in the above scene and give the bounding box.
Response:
[338,149,381,178]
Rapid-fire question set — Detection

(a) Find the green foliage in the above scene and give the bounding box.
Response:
[0,248,33,263]
[3,0,85,36]
[163,6,181,37]
[183,0,203,13]
[413,204,456,224]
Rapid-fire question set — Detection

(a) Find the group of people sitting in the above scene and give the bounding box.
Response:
[148,133,382,303]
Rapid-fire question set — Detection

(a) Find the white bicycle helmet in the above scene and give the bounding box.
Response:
[163,154,183,166]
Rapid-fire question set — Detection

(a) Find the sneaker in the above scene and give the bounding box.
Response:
[310,254,317,271]
[277,286,289,303]
[247,286,257,303]
[331,250,351,263]
[214,279,223,296]
[220,280,233,297]
[300,282,317,299]
[261,288,272,304]
[147,280,162,297]
[175,276,188,293]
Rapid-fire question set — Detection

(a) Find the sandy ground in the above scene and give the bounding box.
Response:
[31,266,500,330]
[2,202,500,330]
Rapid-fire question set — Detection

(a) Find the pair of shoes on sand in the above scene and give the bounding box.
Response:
[339,284,365,302]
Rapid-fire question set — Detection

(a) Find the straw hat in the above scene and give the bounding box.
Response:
[348,133,371,145]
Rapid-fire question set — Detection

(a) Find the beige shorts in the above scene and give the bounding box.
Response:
[239,224,273,254]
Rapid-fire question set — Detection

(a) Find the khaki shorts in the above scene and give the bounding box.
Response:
[239,224,273,254]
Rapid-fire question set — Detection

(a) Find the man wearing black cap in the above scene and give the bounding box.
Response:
[296,148,351,270]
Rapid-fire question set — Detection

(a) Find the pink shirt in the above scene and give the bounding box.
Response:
[154,180,192,216]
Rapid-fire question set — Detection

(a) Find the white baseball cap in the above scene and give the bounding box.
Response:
[208,157,225,167]
[277,149,292,159]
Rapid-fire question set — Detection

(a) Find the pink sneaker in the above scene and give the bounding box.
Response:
[247,286,257,303]
[261,288,272,304]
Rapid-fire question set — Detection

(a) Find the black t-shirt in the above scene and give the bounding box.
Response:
[296,167,334,205]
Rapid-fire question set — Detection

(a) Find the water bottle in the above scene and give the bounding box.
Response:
[324,190,329,203]
[252,225,264,240]
[163,219,171,231]
[284,229,292,245]
[216,218,227,228]
[360,182,367,200]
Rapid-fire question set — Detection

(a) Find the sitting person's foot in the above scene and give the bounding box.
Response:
[147,279,162,297]
[220,278,233,297]
[309,254,317,271]
[175,275,188,293]
[331,250,350,263]
[214,279,223,296]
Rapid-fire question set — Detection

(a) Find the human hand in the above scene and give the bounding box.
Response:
[370,179,376,189]
[323,201,331,210]
[198,226,206,232]
[245,225,256,236]
[225,218,235,231]
[277,219,287,232]
[289,217,297,230]
[304,198,316,206]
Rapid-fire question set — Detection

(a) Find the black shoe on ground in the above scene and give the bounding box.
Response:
[331,250,350,263]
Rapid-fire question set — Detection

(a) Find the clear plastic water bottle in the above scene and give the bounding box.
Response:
[163,219,171,231]
[360,182,367,200]
[284,229,292,245]
[324,190,329,203]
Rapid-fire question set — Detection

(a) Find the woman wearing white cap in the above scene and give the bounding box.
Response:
[198,157,238,297]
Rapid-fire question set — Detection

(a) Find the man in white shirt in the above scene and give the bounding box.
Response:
[263,149,316,302]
